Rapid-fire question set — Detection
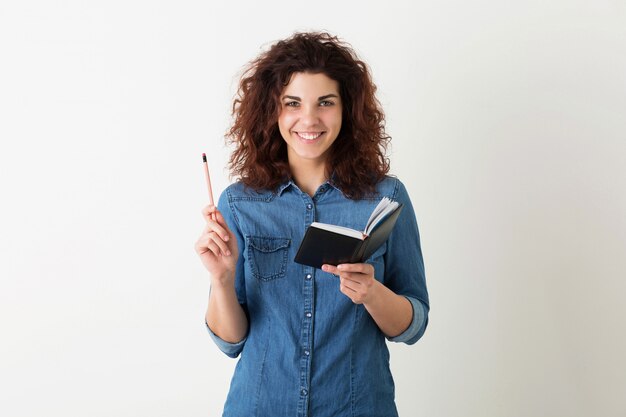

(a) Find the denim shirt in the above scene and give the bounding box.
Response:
[206,176,429,417]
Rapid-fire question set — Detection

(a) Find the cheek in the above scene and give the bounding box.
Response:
[324,109,342,129]
[277,116,287,139]
[278,115,297,143]
[278,113,295,131]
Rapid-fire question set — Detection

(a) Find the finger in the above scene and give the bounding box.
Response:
[196,234,224,257]
[337,263,372,274]
[201,205,220,223]
[205,230,232,256]
[339,272,365,286]
[195,235,216,256]
[199,229,231,256]
[321,264,340,275]
[339,279,361,303]
[205,239,223,257]
[201,204,215,217]
[340,276,358,291]
[203,222,231,243]
[211,208,227,225]
[201,208,232,242]
[194,239,209,255]
[202,205,227,222]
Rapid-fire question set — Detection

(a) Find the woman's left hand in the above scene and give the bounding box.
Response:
[322,263,380,305]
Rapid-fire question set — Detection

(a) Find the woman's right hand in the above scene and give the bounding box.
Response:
[194,205,239,287]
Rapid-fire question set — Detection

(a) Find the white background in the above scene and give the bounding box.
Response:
[1,1,625,416]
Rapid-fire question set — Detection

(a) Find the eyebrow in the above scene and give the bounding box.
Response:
[282,94,339,101]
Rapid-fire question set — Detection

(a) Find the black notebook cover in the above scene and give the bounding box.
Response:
[294,204,403,269]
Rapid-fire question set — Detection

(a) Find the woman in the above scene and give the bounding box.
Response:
[195,32,429,417]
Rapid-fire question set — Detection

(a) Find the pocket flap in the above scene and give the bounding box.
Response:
[247,236,291,253]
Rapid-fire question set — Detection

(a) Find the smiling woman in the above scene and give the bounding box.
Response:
[195,32,429,417]
[278,72,343,194]
[225,32,391,200]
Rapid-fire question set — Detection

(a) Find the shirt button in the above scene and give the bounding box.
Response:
[304,349,310,356]
[306,203,313,210]
[305,312,312,318]
[305,274,312,280]
[301,388,308,396]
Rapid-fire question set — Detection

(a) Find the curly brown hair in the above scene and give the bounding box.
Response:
[226,32,391,199]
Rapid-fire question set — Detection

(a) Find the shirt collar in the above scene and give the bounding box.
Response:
[276,179,295,196]
[276,173,344,197]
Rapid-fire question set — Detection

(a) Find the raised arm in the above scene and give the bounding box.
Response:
[196,204,247,344]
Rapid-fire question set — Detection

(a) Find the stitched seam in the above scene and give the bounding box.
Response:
[351,305,357,417]
[253,322,270,417]
[391,176,400,200]
[226,188,243,232]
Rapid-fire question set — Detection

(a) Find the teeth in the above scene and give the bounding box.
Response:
[297,132,323,140]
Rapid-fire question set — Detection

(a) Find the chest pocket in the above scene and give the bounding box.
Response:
[246,236,291,282]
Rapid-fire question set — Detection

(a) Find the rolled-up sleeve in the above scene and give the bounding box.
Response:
[205,320,247,358]
[386,296,428,344]
[204,188,248,358]
[384,179,430,345]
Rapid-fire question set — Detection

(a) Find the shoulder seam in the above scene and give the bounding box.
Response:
[391,177,400,200]
[225,187,243,231]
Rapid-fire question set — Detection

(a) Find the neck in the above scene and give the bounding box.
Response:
[289,159,329,197]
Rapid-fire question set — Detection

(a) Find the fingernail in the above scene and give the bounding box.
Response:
[225,251,231,256]
[223,235,229,241]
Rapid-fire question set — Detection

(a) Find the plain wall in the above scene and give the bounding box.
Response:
[1,1,625,416]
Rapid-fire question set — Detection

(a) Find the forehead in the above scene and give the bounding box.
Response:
[282,72,340,95]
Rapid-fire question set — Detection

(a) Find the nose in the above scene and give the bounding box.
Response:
[300,105,320,126]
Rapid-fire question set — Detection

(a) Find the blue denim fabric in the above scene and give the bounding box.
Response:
[206,176,429,417]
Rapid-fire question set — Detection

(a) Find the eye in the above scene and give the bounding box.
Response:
[319,100,334,107]
[284,101,300,107]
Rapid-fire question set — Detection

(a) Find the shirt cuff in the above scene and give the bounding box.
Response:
[205,320,247,358]
[386,296,427,344]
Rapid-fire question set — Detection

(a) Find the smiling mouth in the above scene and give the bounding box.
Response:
[295,131,324,140]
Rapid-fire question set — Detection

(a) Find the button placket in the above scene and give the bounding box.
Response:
[299,195,315,416]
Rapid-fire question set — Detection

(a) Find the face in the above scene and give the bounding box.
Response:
[278,72,342,166]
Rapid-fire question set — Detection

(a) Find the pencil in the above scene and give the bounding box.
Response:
[202,153,216,220]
